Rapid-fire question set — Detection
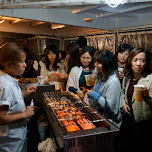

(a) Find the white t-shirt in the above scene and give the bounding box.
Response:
[0,71,27,152]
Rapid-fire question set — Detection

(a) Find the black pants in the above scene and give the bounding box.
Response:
[115,115,152,152]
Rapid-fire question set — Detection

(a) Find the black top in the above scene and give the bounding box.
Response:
[69,70,92,94]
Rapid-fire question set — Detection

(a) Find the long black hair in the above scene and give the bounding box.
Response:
[78,46,97,70]
[115,43,132,64]
[94,50,117,82]
[44,44,59,71]
[124,48,152,79]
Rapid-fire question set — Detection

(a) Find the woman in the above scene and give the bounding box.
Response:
[39,44,67,85]
[115,43,132,80]
[121,48,152,151]
[58,50,67,72]
[66,46,96,104]
[87,50,122,127]
[0,42,37,152]
[65,42,79,74]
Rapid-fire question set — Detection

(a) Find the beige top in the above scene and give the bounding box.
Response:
[121,74,152,123]
[39,61,65,84]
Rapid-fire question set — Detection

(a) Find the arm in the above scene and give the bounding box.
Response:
[100,79,121,117]
[66,67,85,98]
[96,78,121,116]
[0,105,36,125]
[23,85,37,98]
[121,77,131,115]
[66,67,78,91]
[142,81,152,107]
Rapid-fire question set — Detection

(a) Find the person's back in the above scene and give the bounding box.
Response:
[77,36,87,49]
[65,42,79,74]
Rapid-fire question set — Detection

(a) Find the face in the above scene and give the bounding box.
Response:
[9,52,27,77]
[47,50,56,63]
[59,52,62,59]
[80,52,92,68]
[131,52,146,75]
[117,50,129,64]
[94,61,103,75]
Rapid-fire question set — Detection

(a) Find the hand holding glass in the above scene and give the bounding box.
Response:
[134,85,145,102]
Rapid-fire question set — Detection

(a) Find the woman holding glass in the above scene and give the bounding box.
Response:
[121,48,152,152]
[87,50,122,127]
[66,46,97,104]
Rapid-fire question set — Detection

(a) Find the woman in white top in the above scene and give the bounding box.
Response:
[66,46,97,104]
[0,42,37,152]
[40,44,68,85]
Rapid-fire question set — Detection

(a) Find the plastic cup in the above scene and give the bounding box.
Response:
[85,75,94,87]
[37,76,44,85]
[118,67,123,73]
[134,85,145,102]
[117,67,124,79]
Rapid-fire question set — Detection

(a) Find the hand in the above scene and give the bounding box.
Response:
[87,89,92,95]
[58,73,68,79]
[57,62,63,70]
[48,74,59,82]
[23,85,37,97]
[141,87,149,97]
[123,104,131,115]
[23,106,38,119]
[117,71,124,79]
[76,90,85,99]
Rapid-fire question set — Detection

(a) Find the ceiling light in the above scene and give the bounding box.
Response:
[84,18,92,23]
[0,19,5,24]
[96,12,103,18]
[105,0,126,8]
[51,24,65,30]
[72,8,80,14]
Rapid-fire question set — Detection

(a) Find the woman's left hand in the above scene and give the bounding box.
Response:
[23,85,37,97]
[141,87,149,97]
[57,62,63,70]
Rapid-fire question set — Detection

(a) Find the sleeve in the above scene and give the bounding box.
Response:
[59,63,65,74]
[121,76,127,108]
[143,77,152,107]
[66,67,78,92]
[98,78,121,116]
[69,87,78,94]
[0,85,11,107]
[89,91,101,102]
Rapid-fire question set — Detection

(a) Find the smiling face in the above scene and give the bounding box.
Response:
[80,52,92,68]
[131,52,146,76]
[117,50,129,64]
[94,61,103,75]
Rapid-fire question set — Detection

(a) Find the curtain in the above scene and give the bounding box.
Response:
[118,31,152,53]
[87,34,115,53]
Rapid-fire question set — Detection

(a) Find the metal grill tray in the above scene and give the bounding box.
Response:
[43,91,119,152]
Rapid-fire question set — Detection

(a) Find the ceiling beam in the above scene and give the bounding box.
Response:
[0,0,105,8]
[1,0,150,9]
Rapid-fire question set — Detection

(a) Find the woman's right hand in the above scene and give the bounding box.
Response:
[48,74,59,82]
[23,106,38,119]
[123,104,131,115]
[117,71,124,79]
[76,90,85,99]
